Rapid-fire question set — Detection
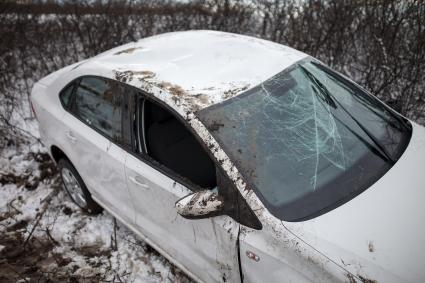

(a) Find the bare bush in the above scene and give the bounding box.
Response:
[1,0,424,150]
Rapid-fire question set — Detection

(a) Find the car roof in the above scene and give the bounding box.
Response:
[78,30,307,112]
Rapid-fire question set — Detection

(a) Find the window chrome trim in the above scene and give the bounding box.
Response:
[141,99,148,153]
[136,98,143,154]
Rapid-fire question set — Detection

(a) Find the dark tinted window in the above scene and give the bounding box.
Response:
[141,100,216,189]
[198,58,411,221]
[73,77,123,142]
[59,83,75,109]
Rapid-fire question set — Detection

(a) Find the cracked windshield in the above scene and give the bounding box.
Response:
[199,59,411,221]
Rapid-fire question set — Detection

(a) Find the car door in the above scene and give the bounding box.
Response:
[124,96,241,283]
[62,76,134,222]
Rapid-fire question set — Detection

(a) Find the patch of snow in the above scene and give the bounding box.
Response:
[0,146,192,282]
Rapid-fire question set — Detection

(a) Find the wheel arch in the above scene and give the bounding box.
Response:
[50,145,68,164]
[50,145,78,173]
[51,145,99,208]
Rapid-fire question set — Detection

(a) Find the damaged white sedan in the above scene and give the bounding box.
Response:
[31,30,425,283]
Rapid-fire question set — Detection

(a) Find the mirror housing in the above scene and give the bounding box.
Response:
[175,190,224,219]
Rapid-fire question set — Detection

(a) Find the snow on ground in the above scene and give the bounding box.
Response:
[0,144,192,282]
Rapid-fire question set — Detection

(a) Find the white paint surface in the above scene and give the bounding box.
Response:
[37,30,307,113]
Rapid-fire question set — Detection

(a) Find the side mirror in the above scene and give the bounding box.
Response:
[175,190,224,219]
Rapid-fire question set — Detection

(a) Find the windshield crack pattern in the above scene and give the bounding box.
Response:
[257,73,347,191]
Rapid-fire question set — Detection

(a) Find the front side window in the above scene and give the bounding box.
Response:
[138,99,217,190]
[198,58,411,221]
[73,77,123,142]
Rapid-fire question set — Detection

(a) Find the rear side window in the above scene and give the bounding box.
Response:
[72,77,123,142]
[59,83,75,109]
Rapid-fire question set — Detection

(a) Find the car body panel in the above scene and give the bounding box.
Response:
[125,153,240,283]
[240,224,343,283]
[238,194,351,283]
[97,143,134,221]
[31,82,66,151]
[61,112,135,223]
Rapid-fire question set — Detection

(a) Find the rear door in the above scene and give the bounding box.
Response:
[124,96,241,283]
[63,76,134,222]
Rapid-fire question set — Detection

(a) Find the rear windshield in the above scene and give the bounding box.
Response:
[198,58,411,222]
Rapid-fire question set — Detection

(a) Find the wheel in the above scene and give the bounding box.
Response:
[58,159,102,214]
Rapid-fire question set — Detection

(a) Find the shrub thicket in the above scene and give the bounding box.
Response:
[1,0,424,146]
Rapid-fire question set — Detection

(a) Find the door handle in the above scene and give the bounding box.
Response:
[66,131,77,143]
[129,175,149,189]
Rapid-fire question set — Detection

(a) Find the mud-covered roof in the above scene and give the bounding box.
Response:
[83,30,307,111]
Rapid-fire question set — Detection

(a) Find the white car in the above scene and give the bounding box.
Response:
[31,30,425,283]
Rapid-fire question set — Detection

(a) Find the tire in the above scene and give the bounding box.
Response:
[58,158,102,214]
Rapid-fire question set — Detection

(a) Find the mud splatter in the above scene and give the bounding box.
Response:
[114,47,143,55]
[222,84,249,100]
[177,190,224,217]
[114,70,156,83]
[137,70,156,79]
[194,93,210,104]
[114,70,134,83]
[358,275,377,283]
[368,242,374,252]
[168,85,186,96]
[346,273,357,283]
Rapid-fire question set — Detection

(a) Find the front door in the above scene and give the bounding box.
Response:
[125,97,240,283]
